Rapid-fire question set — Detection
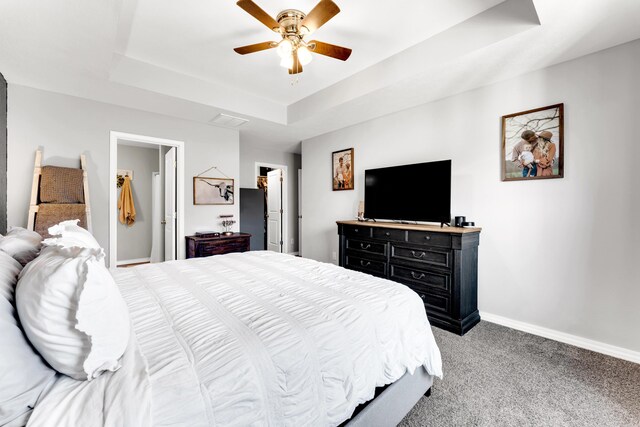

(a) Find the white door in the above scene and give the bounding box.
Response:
[150,172,163,263]
[267,169,283,253]
[164,147,177,261]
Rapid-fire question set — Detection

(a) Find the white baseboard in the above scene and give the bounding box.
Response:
[480,311,640,365]
[116,257,151,266]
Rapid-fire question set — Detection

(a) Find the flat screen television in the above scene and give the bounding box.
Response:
[364,160,451,223]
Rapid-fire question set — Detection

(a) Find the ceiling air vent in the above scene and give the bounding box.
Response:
[209,113,249,128]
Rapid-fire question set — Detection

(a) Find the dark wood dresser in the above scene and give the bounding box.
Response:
[337,220,481,335]
[186,233,251,259]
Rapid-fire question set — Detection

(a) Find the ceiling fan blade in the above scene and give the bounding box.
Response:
[309,40,351,61]
[288,51,303,74]
[236,0,281,32]
[234,41,276,55]
[299,0,340,35]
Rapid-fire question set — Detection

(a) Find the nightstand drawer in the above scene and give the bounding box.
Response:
[390,265,451,293]
[372,227,406,241]
[345,255,386,277]
[407,230,451,248]
[346,238,386,256]
[200,242,247,256]
[390,244,451,269]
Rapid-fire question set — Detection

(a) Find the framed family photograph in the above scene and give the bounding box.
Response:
[193,177,234,205]
[501,103,564,181]
[332,148,354,191]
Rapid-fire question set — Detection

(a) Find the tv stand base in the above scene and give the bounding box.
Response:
[336,220,481,335]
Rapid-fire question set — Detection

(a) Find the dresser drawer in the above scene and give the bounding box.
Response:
[404,284,452,315]
[421,292,451,316]
[343,225,372,239]
[345,255,387,277]
[407,230,451,248]
[390,265,451,293]
[346,238,387,256]
[390,244,451,269]
[372,227,406,241]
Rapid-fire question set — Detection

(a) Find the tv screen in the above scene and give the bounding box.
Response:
[364,160,451,223]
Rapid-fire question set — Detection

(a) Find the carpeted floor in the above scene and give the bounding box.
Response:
[399,321,640,427]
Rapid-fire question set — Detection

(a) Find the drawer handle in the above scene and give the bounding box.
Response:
[411,272,426,280]
[360,260,371,267]
[360,243,371,250]
[420,294,426,300]
[424,235,431,240]
[411,250,426,259]
[385,232,390,236]
[354,228,359,233]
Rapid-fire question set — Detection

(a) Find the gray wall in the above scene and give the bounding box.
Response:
[117,144,159,262]
[301,40,640,354]
[7,85,240,260]
[0,73,6,235]
[239,138,301,253]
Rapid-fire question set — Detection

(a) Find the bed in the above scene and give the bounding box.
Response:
[26,251,442,426]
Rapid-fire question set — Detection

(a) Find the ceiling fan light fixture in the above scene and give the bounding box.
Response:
[297,46,313,66]
[234,0,350,74]
[279,54,294,69]
[276,39,293,58]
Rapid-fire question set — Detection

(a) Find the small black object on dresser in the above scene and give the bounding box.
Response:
[337,221,481,335]
[186,232,251,259]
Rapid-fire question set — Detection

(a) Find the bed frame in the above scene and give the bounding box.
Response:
[342,367,433,426]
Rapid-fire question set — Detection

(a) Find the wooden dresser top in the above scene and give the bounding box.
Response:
[336,220,481,234]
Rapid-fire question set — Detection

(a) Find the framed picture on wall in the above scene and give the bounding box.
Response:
[193,177,234,205]
[501,103,564,181]
[332,148,354,191]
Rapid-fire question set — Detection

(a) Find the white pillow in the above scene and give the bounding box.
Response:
[16,245,130,381]
[0,250,20,303]
[0,226,42,265]
[43,219,101,250]
[0,251,56,426]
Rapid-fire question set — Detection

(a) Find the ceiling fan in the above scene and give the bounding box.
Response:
[233,0,352,75]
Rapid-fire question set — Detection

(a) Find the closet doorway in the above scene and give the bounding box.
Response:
[109,132,185,269]
[255,163,288,253]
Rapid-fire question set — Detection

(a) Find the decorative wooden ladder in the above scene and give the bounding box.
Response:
[27,150,92,233]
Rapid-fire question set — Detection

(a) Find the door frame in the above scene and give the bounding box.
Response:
[256,162,288,254]
[109,131,185,269]
[297,168,302,257]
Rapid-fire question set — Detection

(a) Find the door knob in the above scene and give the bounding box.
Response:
[161,220,167,225]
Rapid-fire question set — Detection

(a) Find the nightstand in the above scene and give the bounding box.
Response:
[186,233,251,258]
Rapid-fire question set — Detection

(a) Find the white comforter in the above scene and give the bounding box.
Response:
[30,252,442,426]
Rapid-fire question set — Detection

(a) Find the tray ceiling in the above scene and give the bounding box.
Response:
[1,0,639,152]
